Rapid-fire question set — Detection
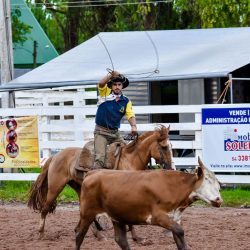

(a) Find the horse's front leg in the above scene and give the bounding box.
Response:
[75,218,104,231]
[70,181,107,241]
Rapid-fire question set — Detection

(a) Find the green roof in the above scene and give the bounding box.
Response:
[11,0,58,67]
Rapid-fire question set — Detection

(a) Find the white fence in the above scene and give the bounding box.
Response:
[0,87,249,184]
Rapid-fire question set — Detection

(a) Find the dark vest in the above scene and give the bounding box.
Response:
[95,95,129,129]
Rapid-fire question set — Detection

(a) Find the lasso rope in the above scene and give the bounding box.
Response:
[97,34,115,72]
[97,31,160,78]
[216,80,231,104]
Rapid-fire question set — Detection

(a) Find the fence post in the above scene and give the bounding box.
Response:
[59,89,64,120]
[195,111,202,159]
[41,95,51,158]
[0,168,3,186]
[73,88,84,142]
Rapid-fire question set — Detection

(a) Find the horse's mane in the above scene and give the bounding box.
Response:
[137,131,154,142]
[155,124,169,141]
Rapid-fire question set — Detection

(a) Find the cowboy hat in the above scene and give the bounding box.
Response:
[107,74,129,89]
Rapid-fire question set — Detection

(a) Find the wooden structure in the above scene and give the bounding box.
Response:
[0,86,249,184]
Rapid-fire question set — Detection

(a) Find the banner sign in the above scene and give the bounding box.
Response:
[0,116,40,168]
[202,107,250,171]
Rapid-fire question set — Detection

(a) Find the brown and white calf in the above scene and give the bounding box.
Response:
[75,157,222,250]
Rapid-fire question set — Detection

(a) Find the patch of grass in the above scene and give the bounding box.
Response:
[57,185,78,202]
[0,181,78,203]
[220,187,250,207]
[18,168,41,173]
[0,181,32,202]
[0,181,249,207]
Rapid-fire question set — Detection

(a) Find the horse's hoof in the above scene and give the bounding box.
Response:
[97,233,107,241]
[93,228,107,242]
[140,239,153,246]
[74,227,79,234]
[133,237,151,245]
[164,229,172,235]
[98,236,107,241]
[38,232,44,240]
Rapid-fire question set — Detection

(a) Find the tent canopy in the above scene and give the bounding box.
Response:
[3,27,250,91]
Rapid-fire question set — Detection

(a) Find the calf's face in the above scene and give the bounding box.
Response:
[191,157,223,207]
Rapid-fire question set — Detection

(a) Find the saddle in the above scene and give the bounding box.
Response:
[74,141,124,173]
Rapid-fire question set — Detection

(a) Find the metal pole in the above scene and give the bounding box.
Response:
[33,40,37,68]
[0,0,14,177]
[0,0,14,107]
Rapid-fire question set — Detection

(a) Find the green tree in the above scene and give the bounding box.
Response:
[11,7,32,44]
[26,1,64,53]
[27,0,85,52]
[26,1,179,52]
[26,0,250,53]
[174,0,250,28]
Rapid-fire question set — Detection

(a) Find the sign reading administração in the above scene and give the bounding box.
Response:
[202,107,250,171]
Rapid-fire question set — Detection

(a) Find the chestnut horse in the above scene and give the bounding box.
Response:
[28,125,174,240]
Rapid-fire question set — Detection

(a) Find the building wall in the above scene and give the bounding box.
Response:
[122,81,150,123]
[178,79,204,135]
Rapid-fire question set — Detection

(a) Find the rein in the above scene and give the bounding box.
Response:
[116,128,172,170]
[132,142,168,170]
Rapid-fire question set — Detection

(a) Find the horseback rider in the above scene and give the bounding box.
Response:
[93,70,137,169]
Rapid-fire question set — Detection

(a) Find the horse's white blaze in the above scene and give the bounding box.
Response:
[146,214,152,224]
[171,161,176,170]
[190,168,222,205]
[167,209,183,224]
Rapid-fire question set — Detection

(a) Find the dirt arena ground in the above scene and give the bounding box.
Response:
[0,203,249,250]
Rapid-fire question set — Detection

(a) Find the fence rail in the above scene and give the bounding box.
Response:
[0,88,249,184]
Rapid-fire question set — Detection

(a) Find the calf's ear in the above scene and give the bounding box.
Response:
[197,165,203,178]
[198,156,203,166]
[196,156,204,179]
[194,166,203,179]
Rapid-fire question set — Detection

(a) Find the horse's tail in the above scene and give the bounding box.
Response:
[27,156,56,213]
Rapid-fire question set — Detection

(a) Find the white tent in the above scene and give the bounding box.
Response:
[2,27,250,91]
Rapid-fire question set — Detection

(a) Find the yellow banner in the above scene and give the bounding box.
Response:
[0,116,40,168]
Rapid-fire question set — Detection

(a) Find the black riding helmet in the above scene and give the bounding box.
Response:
[107,74,129,89]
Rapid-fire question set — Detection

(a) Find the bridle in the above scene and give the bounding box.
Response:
[156,142,172,170]
[122,132,173,170]
[135,140,172,170]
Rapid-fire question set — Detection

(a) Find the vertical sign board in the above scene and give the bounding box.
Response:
[0,116,40,168]
[202,107,250,171]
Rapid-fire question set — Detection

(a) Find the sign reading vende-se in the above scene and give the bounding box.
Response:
[0,116,39,168]
[202,107,250,171]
